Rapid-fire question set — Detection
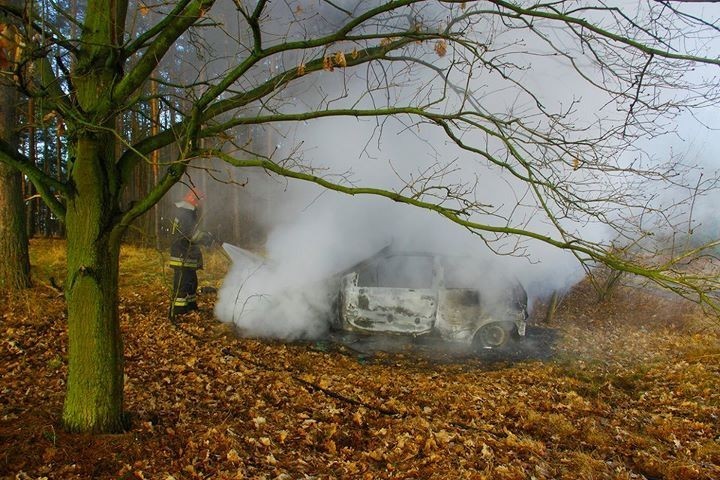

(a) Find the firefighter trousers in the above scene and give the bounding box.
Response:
[170,266,198,317]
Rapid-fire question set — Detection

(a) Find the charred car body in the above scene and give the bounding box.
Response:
[331,250,529,349]
[218,244,529,349]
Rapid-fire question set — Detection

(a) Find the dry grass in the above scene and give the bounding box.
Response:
[29,237,230,294]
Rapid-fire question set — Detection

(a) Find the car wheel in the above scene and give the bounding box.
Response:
[474,322,512,349]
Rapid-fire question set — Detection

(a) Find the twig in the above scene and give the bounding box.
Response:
[293,377,405,418]
[48,276,64,296]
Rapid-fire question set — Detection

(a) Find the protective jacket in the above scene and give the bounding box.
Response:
[169,200,208,269]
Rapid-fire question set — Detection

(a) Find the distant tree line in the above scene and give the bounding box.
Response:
[16,93,271,247]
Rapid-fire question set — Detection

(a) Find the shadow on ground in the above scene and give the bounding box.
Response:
[311,325,558,365]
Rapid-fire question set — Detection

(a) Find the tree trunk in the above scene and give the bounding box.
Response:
[26,98,36,238]
[150,77,161,250]
[0,46,31,291]
[0,165,31,290]
[62,132,125,433]
[60,0,129,432]
[42,127,52,236]
[56,120,65,237]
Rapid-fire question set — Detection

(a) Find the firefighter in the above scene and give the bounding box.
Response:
[169,188,214,319]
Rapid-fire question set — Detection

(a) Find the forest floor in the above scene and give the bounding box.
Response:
[1,239,719,480]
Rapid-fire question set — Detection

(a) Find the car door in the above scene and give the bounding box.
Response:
[339,255,438,334]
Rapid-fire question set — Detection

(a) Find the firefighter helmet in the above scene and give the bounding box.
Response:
[183,187,206,207]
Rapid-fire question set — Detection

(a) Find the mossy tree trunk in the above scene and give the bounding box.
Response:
[61,131,126,432]
[61,0,128,432]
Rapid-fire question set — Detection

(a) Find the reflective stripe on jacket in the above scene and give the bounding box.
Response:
[169,256,199,268]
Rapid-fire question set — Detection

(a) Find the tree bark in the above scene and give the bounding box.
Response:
[150,77,160,249]
[62,131,125,433]
[42,126,52,236]
[57,0,129,433]
[0,21,31,290]
[0,161,31,290]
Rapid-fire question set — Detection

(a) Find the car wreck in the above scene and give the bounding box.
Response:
[332,250,528,349]
[217,244,529,349]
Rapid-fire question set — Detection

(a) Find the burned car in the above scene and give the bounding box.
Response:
[331,251,528,349]
[216,244,528,349]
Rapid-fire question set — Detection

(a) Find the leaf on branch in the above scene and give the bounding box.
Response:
[323,56,334,72]
[297,63,306,76]
[380,37,397,48]
[351,48,359,60]
[333,51,347,68]
[573,157,581,171]
[434,40,447,57]
[139,2,150,16]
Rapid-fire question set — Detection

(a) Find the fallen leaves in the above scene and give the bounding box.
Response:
[0,240,719,479]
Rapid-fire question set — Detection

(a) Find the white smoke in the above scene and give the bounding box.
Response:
[208,2,720,340]
[213,171,586,340]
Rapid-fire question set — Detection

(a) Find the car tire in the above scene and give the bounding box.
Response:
[473,322,514,349]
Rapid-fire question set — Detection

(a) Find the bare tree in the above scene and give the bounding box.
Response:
[0,0,718,432]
